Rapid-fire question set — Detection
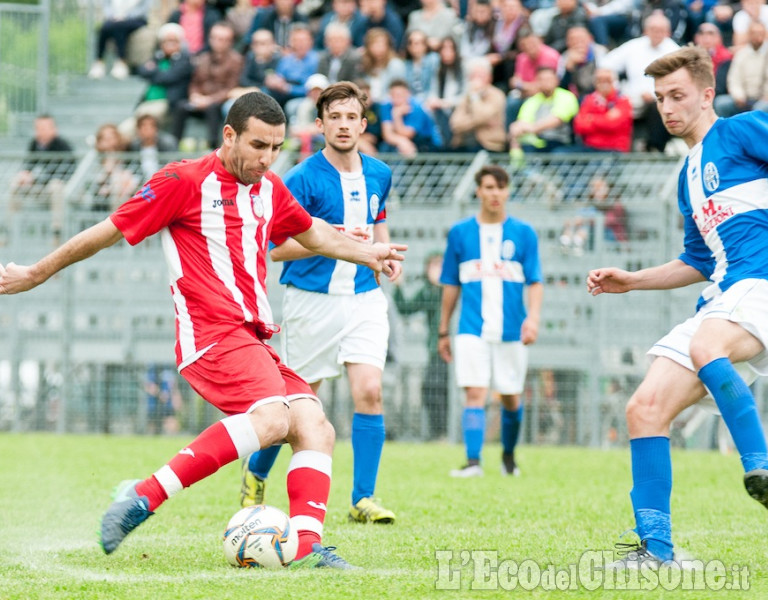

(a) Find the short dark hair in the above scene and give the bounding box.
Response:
[316,81,368,119]
[136,113,159,128]
[474,165,509,187]
[388,78,410,90]
[225,91,286,134]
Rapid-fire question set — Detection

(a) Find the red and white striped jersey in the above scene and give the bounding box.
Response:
[111,152,313,367]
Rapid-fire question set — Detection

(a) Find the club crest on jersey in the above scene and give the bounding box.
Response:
[369,194,380,220]
[703,162,719,192]
[251,193,264,217]
[501,240,515,260]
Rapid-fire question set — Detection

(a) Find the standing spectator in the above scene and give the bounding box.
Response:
[406,0,461,52]
[507,28,561,125]
[558,25,607,100]
[403,29,440,100]
[714,21,768,117]
[583,0,634,47]
[439,165,543,478]
[509,66,579,153]
[459,0,496,59]
[167,0,222,55]
[392,252,449,440]
[489,0,528,89]
[317,23,363,83]
[425,36,464,145]
[544,0,590,53]
[359,28,407,102]
[448,57,507,152]
[353,0,405,49]
[315,0,367,50]
[731,0,768,48]
[241,0,307,51]
[599,12,679,152]
[88,0,152,79]
[263,24,320,107]
[380,79,443,155]
[171,22,243,149]
[128,114,179,180]
[571,68,633,152]
[133,24,194,131]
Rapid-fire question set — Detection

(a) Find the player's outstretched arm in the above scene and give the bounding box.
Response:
[0,218,124,295]
[587,259,706,296]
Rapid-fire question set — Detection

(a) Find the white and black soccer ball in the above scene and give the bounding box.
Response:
[223,505,298,569]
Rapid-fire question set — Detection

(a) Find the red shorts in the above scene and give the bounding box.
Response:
[180,325,316,416]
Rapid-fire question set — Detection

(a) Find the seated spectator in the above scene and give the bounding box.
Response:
[167,0,222,55]
[10,114,75,235]
[507,27,561,125]
[448,57,507,152]
[685,0,720,42]
[404,29,440,100]
[359,27,407,102]
[583,0,634,47]
[353,0,405,49]
[131,24,194,134]
[570,68,633,152]
[88,0,152,79]
[694,22,731,83]
[425,35,464,145]
[89,123,138,212]
[634,0,689,44]
[558,26,607,100]
[241,0,307,51]
[286,74,331,157]
[459,0,496,59]
[714,21,768,117]
[263,23,320,107]
[315,0,367,49]
[380,79,442,155]
[599,12,679,152]
[356,79,384,154]
[406,0,461,52]
[224,0,257,40]
[509,66,579,153]
[489,0,528,89]
[543,0,589,53]
[170,22,243,149]
[317,23,363,83]
[128,114,179,180]
[732,0,768,48]
[222,29,282,115]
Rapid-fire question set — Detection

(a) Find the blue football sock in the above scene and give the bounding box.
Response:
[629,436,674,561]
[501,406,523,455]
[699,357,768,472]
[351,413,385,506]
[462,407,486,463]
[247,444,282,480]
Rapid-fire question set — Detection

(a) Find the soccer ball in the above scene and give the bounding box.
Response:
[222,505,299,569]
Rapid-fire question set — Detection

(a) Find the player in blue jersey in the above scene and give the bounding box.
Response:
[439,165,543,478]
[240,81,401,524]
[587,46,768,568]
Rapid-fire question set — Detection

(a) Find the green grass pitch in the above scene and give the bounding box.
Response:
[0,433,765,599]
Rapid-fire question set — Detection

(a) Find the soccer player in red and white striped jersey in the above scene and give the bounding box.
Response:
[0,92,406,568]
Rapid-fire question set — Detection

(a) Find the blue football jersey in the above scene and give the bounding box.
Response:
[278,151,391,294]
[440,215,542,342]
[677,112,768,310]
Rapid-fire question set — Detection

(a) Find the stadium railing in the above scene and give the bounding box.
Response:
[1,150,760,450]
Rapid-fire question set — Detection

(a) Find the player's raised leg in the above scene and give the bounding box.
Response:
[615,357,704,567]
[347,363,396,524]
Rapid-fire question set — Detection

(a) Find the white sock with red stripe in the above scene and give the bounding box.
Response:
[287,450,332,559]
[135,414,260,511]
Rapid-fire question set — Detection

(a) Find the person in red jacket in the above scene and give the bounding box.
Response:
[572,68,633,152]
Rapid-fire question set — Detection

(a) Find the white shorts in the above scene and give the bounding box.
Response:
[649,278,768,382]
[453,334,528,394]
[281,286,389,383]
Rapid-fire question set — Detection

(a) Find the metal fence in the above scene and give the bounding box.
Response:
[1,150,762,449]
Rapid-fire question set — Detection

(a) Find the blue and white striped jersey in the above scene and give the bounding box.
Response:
[440,215,542,342]
[278,151,391,295]
[677,112,768,310]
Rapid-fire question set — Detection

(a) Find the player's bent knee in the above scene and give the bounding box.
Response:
[248,402,290,447]
[625,390,670,435]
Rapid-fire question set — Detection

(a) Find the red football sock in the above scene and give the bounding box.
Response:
[137,415,260,511]
[286,450,332,559]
